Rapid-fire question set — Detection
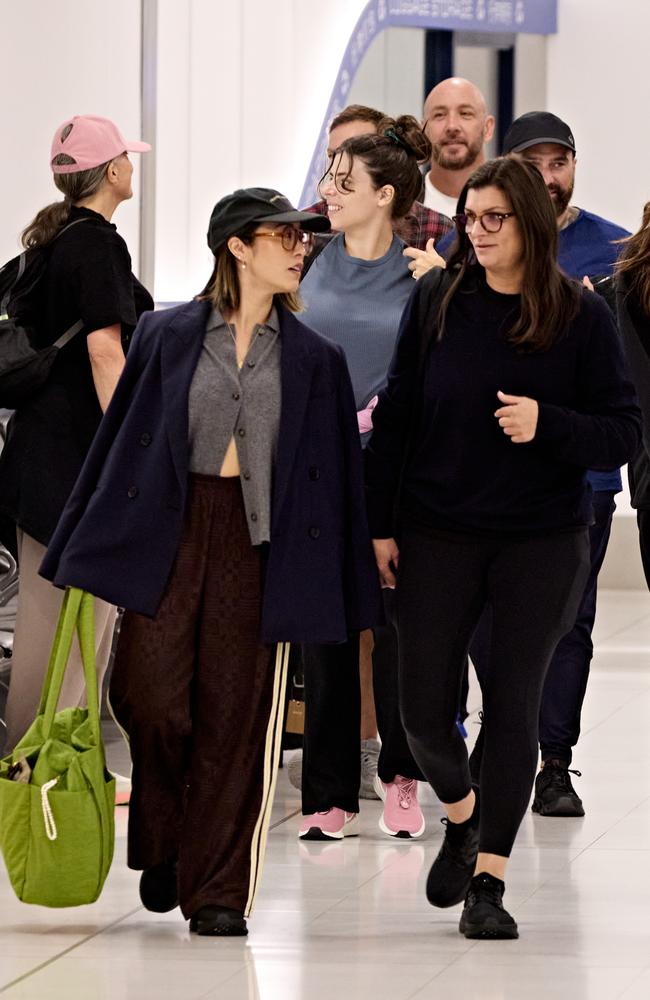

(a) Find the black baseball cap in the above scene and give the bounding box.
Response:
[207,187,330,252]
[502,112,576,155]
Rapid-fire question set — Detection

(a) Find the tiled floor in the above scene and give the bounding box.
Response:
[1,590,649,999]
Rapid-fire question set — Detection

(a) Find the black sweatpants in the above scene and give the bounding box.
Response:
[395,524,590,858]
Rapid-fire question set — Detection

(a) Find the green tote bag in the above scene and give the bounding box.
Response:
[0,588,116,906]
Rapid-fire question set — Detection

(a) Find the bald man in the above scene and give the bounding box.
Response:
[422,77,495,217]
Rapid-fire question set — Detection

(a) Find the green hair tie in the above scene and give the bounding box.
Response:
[384,128,412,154]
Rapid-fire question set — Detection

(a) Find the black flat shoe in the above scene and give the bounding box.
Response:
[189,905,248,936]
[426,787,480,908]
[459,873,518,939]
[139,861,179,913]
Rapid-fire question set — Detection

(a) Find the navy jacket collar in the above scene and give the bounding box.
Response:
[158,299,318,519]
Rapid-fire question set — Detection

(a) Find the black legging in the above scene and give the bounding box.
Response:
[395,524,590,857]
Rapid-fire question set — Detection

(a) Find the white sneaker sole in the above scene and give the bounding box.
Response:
[374,776,426,839]
[298,814,360,841]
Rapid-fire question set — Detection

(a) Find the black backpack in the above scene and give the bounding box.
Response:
[0,219,89,408]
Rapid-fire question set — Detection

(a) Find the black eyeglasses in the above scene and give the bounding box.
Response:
[453,212,516,234]
[254,227,315,253]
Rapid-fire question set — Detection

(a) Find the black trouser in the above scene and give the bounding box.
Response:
[301,590,423,816]
[396,525,590,858]
[471,491,616,766]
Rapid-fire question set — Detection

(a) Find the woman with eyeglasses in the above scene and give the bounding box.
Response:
[294,116,432,842]
[365,156,640,938]
[41,187,381,936]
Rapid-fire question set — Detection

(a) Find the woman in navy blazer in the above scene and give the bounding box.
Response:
[42,188,381,937]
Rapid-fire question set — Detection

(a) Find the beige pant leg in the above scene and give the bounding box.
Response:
[4,531,117,751]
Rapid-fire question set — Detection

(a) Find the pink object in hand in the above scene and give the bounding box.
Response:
[357,395,379,435]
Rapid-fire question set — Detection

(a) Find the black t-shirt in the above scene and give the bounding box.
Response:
[365,269,641,538]
[0,206,154,549]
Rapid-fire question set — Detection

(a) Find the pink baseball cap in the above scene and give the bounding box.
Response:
[50,115,151,174]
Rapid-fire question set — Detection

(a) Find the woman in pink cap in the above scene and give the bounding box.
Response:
[0,115,153,750]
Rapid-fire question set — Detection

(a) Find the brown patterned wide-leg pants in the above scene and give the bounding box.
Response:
[109,474,289,919]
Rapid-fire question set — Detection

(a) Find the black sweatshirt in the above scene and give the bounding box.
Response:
[365,269,641,538]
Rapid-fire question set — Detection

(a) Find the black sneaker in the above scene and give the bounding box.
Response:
[532,759,585,817]
[189,905,248,936]
[139,860,178,913]
[426,789,479,908]
[459,873,518,939]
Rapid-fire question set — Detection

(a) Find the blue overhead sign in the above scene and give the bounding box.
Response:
[300,0,557,205]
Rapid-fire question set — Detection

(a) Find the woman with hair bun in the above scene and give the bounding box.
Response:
[297,115,431,842]
[0,115,153,750]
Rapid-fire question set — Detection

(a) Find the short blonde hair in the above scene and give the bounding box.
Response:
[199,228,302,313]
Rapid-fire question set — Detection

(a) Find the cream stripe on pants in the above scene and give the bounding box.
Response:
[3,531,117,751]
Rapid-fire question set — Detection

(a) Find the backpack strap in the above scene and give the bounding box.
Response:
[415,265,452,369]
[0,216,92,315]
[390,266,452,530]
[53,318,85,350]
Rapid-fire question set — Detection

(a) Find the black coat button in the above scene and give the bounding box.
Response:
[250,512,258,522]
[139,432,152,446]
[308,526,320,540]
[238,428,246,437]
[308,466,320,481]
[232,392,240,401]
[247,361,255,368]
[127,486,139,499]
[243,470,251,481]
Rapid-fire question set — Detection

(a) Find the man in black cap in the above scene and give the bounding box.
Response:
[503,111,628,277]
[471,113,630,818]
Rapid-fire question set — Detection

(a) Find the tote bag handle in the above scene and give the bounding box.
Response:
[37,588,101,744]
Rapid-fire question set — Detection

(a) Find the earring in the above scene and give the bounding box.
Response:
[239,261,246,269]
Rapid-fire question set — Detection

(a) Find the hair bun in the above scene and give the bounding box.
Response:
[378,115,431,164]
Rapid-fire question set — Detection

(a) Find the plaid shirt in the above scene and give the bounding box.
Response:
[305,199,453,250]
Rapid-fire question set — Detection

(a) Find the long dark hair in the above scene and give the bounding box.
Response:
[318,114,431,221]
[439,156,580,351]
[21,155,111,249]
[616,201,650,317]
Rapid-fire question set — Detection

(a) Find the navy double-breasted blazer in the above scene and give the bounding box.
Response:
[40,300,382,643]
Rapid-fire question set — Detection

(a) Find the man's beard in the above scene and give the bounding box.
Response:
[548,179,574,218]
[432,135,483,171]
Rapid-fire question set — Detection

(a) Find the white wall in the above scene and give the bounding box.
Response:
[513,33,547,117]
[1,0,143,271]
[547,0,650,234]
[346,28,425,122]
[152,0,368,302]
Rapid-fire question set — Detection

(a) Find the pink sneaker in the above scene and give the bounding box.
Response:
[374,775,425,839]
[298,808,359,841]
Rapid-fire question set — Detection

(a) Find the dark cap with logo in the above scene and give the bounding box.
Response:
[502,112,576,155]
[207,187,330,252]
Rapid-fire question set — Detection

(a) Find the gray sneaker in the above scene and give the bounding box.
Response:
[287,740,381,799]
[360,738,381,799]
[287,750,303,791]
